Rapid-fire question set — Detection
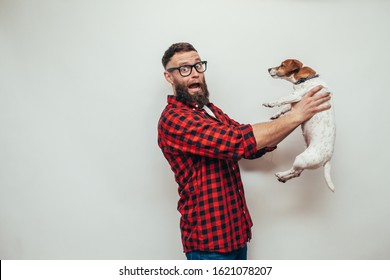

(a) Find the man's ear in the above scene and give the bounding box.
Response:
[164,71,174,85]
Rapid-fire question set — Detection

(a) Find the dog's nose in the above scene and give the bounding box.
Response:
[268,68,272,73]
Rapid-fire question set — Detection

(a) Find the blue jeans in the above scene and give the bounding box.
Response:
[185,245,247,260]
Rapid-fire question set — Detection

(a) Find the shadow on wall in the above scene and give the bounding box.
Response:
[240,139,332,217]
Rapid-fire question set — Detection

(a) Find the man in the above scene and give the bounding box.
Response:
[158,42,331,260]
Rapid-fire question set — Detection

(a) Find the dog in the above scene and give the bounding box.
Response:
[263,59,336,192]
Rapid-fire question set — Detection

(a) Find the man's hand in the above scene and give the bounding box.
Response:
[290,85,331,123]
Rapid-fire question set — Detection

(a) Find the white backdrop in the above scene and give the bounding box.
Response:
[1,0,389,260]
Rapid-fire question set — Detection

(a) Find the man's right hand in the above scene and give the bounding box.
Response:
[290,85,331,124]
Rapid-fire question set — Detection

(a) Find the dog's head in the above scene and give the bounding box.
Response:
[268,59,316,84]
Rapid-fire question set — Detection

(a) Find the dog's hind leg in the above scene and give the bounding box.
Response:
[275,167,303,183]
[275,149,324,183]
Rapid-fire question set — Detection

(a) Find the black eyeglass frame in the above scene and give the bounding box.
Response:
[166,61,208,77]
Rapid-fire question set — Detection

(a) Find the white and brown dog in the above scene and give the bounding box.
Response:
[263,59,336,192]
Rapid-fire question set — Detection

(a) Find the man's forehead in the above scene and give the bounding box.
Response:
[169,51,201,66]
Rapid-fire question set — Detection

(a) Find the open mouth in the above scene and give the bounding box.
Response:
[188,83,201,91]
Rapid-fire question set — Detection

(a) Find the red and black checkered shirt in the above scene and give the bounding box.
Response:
[158,95,275,253]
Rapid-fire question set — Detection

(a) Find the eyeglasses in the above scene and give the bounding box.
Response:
[166,61,207,77]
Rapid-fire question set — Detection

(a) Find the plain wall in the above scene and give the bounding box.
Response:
[1,0,389,259]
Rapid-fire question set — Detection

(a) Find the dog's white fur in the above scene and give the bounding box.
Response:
[263,59,336,192]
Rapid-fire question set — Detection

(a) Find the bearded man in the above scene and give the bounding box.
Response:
[157,42,331,260]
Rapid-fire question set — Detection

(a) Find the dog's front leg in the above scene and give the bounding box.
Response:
[263,95,301,108]
[271,104,291,119]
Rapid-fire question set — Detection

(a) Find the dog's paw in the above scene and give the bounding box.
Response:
[262,102,275,108]
[275,173,287,183]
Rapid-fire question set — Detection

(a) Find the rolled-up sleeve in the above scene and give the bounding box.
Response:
[158,108,265,161]
[241,125,277,159]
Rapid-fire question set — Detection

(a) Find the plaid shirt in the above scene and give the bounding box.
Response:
[158,95,275,253]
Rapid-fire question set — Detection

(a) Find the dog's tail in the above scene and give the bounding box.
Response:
[324,161,335,192]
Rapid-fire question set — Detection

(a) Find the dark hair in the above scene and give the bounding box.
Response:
[162,42,197,69]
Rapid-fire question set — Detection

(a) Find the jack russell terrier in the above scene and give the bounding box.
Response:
[263,59,336,192]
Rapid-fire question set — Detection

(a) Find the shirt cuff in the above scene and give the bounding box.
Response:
[241,125,277,159]
[240,124,260,158]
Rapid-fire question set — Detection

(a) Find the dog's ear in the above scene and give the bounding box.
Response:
[295,66,317,80]
[287,59,303,74]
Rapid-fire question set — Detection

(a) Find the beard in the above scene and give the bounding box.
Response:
[174,79,210,108]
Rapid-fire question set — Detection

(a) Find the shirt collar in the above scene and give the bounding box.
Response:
[167,95,211,110]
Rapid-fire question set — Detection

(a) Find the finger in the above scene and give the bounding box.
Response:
[317,103,332,112]
[312,92,331,103]
[314,95,331,106]
[317,92,331,100]
[305,85,323,97]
